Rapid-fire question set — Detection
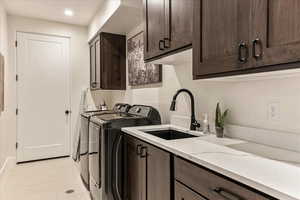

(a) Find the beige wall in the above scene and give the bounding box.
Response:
[4,15,94,161]
[111,23,300,140]
[0,1,8,169]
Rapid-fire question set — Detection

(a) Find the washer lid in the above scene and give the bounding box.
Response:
[81,110,115,118]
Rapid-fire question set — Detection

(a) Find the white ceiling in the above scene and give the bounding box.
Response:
[2,0,105,26]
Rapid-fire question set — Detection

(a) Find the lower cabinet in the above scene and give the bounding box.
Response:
[174,157,274,200]
[124,136,142,200]
[124,135,171,200]
[124,135,276,200]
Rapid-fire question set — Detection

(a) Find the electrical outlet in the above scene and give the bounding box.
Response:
[267,102,280,121]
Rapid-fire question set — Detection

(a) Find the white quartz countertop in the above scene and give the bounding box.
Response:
[122,124,300,200]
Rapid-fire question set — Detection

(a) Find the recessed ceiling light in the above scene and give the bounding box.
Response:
[64,9,74,17]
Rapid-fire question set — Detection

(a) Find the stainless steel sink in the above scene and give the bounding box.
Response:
[144,129,200,140]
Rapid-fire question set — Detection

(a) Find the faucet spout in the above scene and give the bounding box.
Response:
[170,89,200,131]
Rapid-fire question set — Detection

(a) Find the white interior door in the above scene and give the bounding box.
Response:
[16,32,71,163]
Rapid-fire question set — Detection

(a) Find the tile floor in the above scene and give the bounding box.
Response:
[0,157,90,200]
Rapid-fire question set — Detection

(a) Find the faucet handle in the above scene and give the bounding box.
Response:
[192,120,201,128]
[193,121,201,128]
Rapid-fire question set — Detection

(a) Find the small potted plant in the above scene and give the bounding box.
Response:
[215,103,229,138]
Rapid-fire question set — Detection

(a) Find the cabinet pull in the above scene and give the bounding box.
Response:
[164,38,171,49]
[159,40,165,50]
[136,144,142,156]
[140,146,148,158]
[238,42,249,63]
[91,82,97,88]
[253,38,263,60]
[212,187,243,200]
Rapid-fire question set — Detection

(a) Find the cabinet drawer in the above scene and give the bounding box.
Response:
[175,181,206,200]
[175,157,273,200]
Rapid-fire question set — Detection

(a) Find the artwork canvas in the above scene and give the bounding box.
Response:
[0,53,4,112]
[128,32,162,86]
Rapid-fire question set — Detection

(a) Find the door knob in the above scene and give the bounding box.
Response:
[65,110,71,115]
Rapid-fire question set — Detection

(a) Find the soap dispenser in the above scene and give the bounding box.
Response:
[203,113,210,134]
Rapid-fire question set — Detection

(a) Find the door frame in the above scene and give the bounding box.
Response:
[15,31,72,162]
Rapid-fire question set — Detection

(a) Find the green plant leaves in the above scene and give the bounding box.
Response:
[215,103,229,128]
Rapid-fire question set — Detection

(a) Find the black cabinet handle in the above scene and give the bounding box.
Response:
[238,42,249,63]
[164,38,170,49]
[136,144,142,156]
[140,146,148,158]
[212,187,243,200]
[253,38,263,60]
[159,40,165,50]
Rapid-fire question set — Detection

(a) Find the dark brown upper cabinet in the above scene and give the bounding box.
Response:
[124,136,171,200]
[194,0,300,79]
[251,0,300,68]
[143,0,193,61]
[89,32,126,90]
[193,0,252,79]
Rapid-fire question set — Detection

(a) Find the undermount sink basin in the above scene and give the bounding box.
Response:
[144,129,199,140]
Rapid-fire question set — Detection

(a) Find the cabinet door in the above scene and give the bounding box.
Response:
[124,136,142,200]
[252,0,300,68]
[164,0,193,53]
[100,33,126,90]
[147,144,171,200]
[143,0,166,60]
[95,37,101,89]
[90,42,96,89]
[193,0,252,78]
[175,157,272,200]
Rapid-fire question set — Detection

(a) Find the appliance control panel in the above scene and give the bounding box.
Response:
[113,103,131,113]
[128,105,151,117]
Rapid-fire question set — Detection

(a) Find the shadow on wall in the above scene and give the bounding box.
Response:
[162,58,230,126]
[172,57,300,135]
[109,58,231,125]
[110,56,300,135]
[85,89,113,109]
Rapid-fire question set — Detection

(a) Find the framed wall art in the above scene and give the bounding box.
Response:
[127,31,162,86]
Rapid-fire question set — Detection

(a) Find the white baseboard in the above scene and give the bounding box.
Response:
[0,157,15,181]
